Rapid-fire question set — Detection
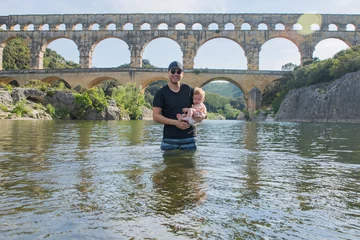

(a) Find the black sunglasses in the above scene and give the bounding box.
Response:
[170,69,182,74]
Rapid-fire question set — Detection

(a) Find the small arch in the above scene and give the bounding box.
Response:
[11,24,21,31]
[41,24,49,31]
[0,24,7,30]
[241,23,251,30]
[141,23,151,30]
[175,23,186,30]
[293,23,302,30]
[158,23,168,30]
[73,23,82,30]
[107,23,116,30]
[275,23,285,30]
[329,24,338,31]
[57,24,66,30]
[225,23,235,30]
[311,24,320,30]
[192,23,202,30]
[258,23,268,30]
[8,80,20,87]
[346,24,355,31]
[208,23,219,30]
[91,23,100,30]
[25,24,34,31]
[123,23,133,30]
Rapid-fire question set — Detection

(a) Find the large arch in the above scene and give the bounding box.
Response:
[41,37,79,69]
[260,38,301,70]
[194,37,247,70]
[142,37,182,68]
[91,37,130,68]
[313,38,350,60]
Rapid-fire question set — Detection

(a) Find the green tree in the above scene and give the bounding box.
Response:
[3,38,30,70]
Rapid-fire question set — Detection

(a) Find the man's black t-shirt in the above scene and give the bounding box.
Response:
[153,83,195,139]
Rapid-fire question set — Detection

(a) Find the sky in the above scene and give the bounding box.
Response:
[0,0,359,70]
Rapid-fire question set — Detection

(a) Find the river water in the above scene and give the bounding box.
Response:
[0,120,359,239]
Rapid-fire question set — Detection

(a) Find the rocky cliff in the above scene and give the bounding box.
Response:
[274,71,360,123]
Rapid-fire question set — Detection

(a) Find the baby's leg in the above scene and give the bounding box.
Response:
[177,113,187,121]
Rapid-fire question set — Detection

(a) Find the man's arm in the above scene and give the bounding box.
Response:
[153,107,190,130]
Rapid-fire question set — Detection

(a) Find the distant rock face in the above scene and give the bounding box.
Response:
[275,71,360,123]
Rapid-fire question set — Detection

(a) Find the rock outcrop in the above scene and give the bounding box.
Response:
[0,88,151,120]
[275,71,360,123]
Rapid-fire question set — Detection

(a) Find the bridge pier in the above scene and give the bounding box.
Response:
[246,87,262,118]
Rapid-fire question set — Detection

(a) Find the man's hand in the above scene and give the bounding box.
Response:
[175,119,190,130]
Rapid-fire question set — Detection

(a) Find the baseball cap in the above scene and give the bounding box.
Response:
[168,61,183,71]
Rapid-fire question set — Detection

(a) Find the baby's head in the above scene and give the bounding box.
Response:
[193,87,205,104]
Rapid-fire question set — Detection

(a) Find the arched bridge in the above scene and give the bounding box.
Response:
[1,13,359,114]
[0,13,359,70]
[0,68,284,114]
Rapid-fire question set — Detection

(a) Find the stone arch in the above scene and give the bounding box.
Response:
[175,23,186,30]
[72,23,82,30]
[199,77,246,96]
[225,23,235,30]
[329,23,338,31]
[260,37,301,70]
[56,23,66,30]
[0,24,7,30]
[275,23,285,30]
[41,24,49,31]
[123,23,133,30]
[11,24,21,31]
[142,37,182,68]
[311,23,320,30]
[106,23,116,30]
[158,23,168,30]
[40,37,79,69]
[139,76,169,90]
[346,24,355,31]
[313,38,350,60]
[0,76,17,85]
[88,76,119,88]
[90,23,100,30]
[208,23,219,30]
[293,23,302,30]
[192,23,202,30]
[195,37,247,69]
[258,23,268,30]
[42,76,71,88]
[25,24,35,31]
[241,23,251,30]
[91,37,130,68]
[141,23,151,30]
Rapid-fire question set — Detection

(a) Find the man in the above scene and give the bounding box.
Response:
[153,61,205,150]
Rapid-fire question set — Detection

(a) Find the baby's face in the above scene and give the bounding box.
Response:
[193,94,203,104]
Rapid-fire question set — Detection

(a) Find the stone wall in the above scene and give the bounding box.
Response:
[274,71,360,123]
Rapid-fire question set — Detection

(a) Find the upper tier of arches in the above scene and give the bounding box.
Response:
[0,13,359,31]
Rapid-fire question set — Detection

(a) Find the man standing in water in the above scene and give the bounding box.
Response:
[153,61,205,150]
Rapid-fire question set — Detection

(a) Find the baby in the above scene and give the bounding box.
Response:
[177,87,207,126]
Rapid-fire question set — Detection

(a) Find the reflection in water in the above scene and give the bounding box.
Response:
[0,120,359,239]
[151,150,206,216]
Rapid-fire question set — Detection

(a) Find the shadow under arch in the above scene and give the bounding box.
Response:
[88,76,119,88]
[42,76,71,88]
[0,76,18,85]
[139,76,168,92]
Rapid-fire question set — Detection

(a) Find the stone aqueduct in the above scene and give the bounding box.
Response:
[0,13,359,112]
